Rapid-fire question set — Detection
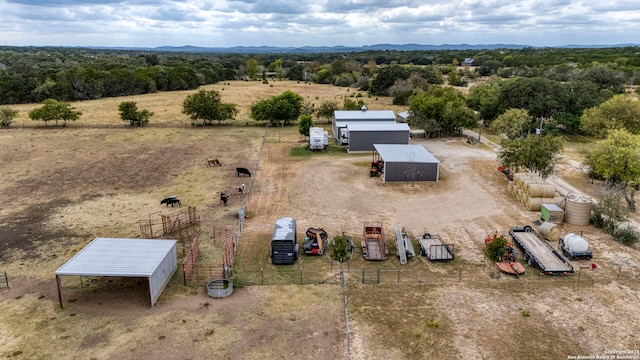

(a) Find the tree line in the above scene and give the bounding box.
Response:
[2,46,640,105]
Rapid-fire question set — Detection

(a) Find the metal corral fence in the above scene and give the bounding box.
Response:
[183,125,269,286]
[230,259,640,288]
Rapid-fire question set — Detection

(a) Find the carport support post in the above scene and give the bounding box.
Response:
[55,275,64,309]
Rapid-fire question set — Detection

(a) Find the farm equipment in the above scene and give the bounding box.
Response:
[418,233,454,261]
[497,165,513,181]
[559,233,593,260]
[369,160,383,177]
[485,233,525,277]
[303,227,328,255]
[509,226,574,275]
[361,222,388,260]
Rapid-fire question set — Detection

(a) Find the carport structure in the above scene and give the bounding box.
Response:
[373,144,440,182]
[55,238,178,308]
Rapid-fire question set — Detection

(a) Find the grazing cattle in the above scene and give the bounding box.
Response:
[236,167,251,177]
[220,192,229,206]
[161,196,181,207]
[207,158,222,167]
[237,184,246,197]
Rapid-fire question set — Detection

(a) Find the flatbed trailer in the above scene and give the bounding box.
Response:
[509,226,574,275]
[418,234,454,261]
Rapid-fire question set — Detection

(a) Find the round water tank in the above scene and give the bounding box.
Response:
[564,194,593,225]
[563,233,589,252]
[539,221,561,241]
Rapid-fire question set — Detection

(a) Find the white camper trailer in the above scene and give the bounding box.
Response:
[309,127,328,150]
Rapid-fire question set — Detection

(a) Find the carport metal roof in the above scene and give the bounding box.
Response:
[373,144,440,163]
[55,238,177,307]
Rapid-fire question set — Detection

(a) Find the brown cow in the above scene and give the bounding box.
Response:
[207,158,222,167]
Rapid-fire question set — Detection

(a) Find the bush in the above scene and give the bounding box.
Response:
[330,232,352,263]
[485,233,508,262]
[612,224,640,246]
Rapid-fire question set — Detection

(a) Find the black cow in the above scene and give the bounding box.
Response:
[237,184,246,196]
[220,192,229,206]
[236,167,251,177]
[161,196,181,207]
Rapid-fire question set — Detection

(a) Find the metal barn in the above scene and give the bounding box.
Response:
[332,109,396,144]
[55,238,178,308]
[346,123,410,152]
[373,144,440,182]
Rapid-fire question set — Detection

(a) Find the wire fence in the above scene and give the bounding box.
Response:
[228,258,640,288]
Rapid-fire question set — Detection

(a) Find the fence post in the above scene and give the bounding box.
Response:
[617,265,622,280]
[577,266,582,285]
[300,267,303,284]
[361,268,365,284]
[458,266,462,284]
[397,268,400,284]
[3,272,8,288]
[483,258,486,272]
[261,268,264,285]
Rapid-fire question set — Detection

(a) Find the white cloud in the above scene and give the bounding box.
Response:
[0,0,639,47]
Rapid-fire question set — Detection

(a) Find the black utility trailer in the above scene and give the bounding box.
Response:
[418,233,454,261]
[509,226,573,275]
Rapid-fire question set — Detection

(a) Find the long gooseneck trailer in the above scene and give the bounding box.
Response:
[509,226,574,275]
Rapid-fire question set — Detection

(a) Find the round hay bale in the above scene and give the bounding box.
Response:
[527,184,556,198]
[507,181,516,195]
[539,221,562,241]
[526,197,544,211]
[514,173,534,187]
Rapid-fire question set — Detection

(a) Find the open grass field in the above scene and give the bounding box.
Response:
[2,81,640,359]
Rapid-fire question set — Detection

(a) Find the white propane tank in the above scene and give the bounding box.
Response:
[563,233,589,253]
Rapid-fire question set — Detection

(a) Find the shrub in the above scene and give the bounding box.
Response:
[330,232,352,263]
[612,224,640,246]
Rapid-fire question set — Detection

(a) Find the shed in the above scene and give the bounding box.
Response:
[346,123,410,152]
[55,238,178,308]
[396,111,410,123]
[373,144,440,182]
[333,109,396,144]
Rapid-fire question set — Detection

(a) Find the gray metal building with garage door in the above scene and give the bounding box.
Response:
[346,123,410,152]
[373,144,440,182]
[333,109,396,144]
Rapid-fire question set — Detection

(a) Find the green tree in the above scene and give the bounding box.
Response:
[498,77,569,120]
[330,232,352,263]
[118,101,153,127]
[408,86,476,137]
[0,107,18,127]
[498,135,564,177]
[581,95,640,138]
[245,58,260,80]
[447,68,467,87]
[490,108,531,141]
[28,99,81,127]
[584,130,640,211]
[316,100,339,124]
[182,89,238,126]
[249,90,303,127]
[485,234,508,262]
[342,98,366,111]
[467,77,502,123]
[298,114,313,138]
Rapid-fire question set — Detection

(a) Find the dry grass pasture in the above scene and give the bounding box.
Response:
[1,81,640,360]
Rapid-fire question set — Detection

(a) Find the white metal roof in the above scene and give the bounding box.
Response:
[55,238,178,277]
[346,123,410,132]
[374,144,440,163]
[334,110,395,121]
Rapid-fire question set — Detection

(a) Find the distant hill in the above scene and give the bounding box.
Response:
[96,43,639,54]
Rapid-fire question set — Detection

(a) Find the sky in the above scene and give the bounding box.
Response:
[1,0,640,48]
